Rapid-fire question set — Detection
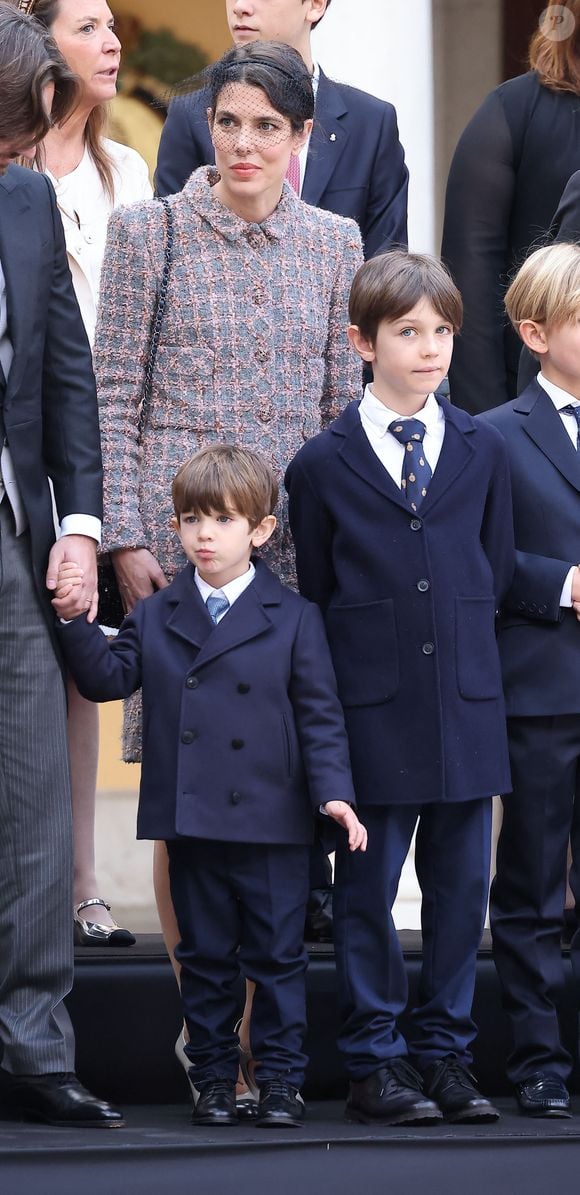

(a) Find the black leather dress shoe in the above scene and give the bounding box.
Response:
[256,1079,305,1127]
[515,1072,571,1118]
[345,1059,443,1126]
[192,1079,238,1126]
[421,1057,499,1123]
[3,1072,124,1127]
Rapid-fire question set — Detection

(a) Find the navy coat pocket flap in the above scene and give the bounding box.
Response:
[326,599,399,706]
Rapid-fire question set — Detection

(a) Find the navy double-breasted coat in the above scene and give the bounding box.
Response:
[285,398,515,806]
[58,559,355,843]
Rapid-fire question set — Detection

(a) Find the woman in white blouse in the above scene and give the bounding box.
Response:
[20,0,152,944]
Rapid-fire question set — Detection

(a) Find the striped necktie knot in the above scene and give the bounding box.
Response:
[206,591,230,624]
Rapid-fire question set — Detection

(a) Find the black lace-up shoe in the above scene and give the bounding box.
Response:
[421,1057,499,1123]
[192,1079,238,1126]
[2,1072,123,1127]
[346,1058,443,1126]
[256,1079,305,1127]
[515,1072,571,1118]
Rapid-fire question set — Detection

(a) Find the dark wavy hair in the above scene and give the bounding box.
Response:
[207,41,314,132]
[0,1,77,153]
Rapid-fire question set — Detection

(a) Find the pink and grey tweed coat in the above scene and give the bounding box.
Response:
[95,167,363,584]
[94,167,363,757]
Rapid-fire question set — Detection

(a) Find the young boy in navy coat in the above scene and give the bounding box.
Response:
[285,249,514,1126]
[483,243,580,1118]
[54,444,366,1129]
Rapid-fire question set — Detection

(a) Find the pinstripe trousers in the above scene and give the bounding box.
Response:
[0,499,75,1074]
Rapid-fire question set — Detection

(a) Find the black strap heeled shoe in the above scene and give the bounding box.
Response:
[73,898,136,946]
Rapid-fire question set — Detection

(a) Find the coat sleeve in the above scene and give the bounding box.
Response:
[290,602,356,809]
[286,452,337,611]
[442,90,516,414]
[320,223,364,426]
[57,608,144,700]
[363,102,408,259]
[479,428,516,606]
[155,97,205,197]
[94,202,165,553]
[40,175,103,523]
[501,551,575,622]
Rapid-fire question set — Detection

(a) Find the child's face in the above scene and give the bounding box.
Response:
[535,317,580,399]
[171,506,275,588]
[349,297,454,412]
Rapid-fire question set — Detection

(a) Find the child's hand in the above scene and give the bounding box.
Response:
[324,801,368,852]
[51,562,89,621]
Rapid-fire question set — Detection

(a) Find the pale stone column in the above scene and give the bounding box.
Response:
[313,0,435,252]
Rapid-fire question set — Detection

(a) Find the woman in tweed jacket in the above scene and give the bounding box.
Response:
[93,40,362,1106]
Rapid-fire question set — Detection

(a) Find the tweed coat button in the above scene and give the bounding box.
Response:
[422,642,435,656]
[181,730,195,744]
[254,347,271,364]
[231,792,242,805]
[231,739,244,749]
[237,683,250,694]
[186,676,199,689]
[258,407,273,422]
[410,518,422,531]
[417,579,430,592]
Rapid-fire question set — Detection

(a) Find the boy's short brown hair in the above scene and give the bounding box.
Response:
[349,248,463,344]
[172,444,278,528]
[505,242,580,336]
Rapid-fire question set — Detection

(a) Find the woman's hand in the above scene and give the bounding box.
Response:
[324,801,368,853]
[112,548,169,614]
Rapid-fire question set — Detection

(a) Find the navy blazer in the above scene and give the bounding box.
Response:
[155,69,408,260]
[58,560,356,844]
[0,166,102,641]
[285,398,514,806]
[482,381,580,716]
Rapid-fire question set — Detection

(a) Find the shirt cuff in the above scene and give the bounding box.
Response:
[60,515,102,544]
[560,566,577,608]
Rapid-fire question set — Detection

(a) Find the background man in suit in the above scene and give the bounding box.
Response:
[0,3,121,1127]
[484,243,580,1118]
[155,0,408,259]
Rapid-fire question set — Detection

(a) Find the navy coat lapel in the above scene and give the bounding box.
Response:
[334,402,410,511]
[515,380,580,494]
[418,399,476,515]
[166,561,281,668]
[0,170,40,403]
[302,71,348,207]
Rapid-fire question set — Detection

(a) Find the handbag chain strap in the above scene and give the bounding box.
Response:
[138,195,174,436]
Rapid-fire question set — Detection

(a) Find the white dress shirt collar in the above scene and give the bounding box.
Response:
[537,372,580,410]
[194,561,256,611]
[359,386,443,435]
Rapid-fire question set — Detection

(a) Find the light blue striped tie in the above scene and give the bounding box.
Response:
[206,590,230,624]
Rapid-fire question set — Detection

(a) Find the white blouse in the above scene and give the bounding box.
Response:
[45,139,152,345]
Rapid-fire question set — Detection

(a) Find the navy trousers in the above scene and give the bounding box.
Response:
[166,838,309,1088]
[334,800,492,1080]
[490,714,580,1084]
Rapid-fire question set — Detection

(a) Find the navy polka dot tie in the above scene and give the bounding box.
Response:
[562,404,580,449]
[388,418,432,512]
[206,591,230,624]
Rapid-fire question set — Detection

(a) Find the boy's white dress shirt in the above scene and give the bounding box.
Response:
[195,562,255,621]
[358,386,445,484]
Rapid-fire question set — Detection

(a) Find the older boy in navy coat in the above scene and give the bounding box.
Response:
[483,243,580,1118]
[286,250,514,1126]
[55,445,366,1129]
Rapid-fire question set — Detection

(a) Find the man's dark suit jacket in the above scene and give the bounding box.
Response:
[0,165,102,641]
[58,559,356,843]
[482,380,580,716]
[285,398,514,808]
[155,69,408,259]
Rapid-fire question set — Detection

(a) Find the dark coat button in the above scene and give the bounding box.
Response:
[538,605,547,614]
[417,579,430,592]
[186,676,199,689]
[237,683,250,694]
[410,518,422,531]
[181,730,195,745]
[528,603,537,613]
[517,601,526,611]
[231,739,244,749]
[422,642,435,655]
[231,791,242,805]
